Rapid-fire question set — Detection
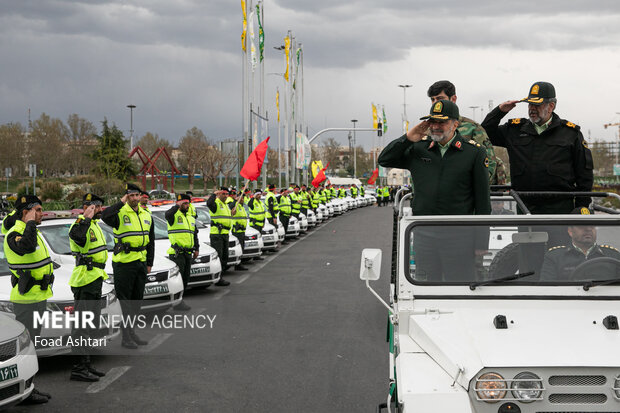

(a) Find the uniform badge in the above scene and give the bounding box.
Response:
[566,121,576,128]
[510,118,521,125]
[455,141,462,149]
[428,141,435,149]
[177,195,182,201]
[178,216,183,224]
[433,101,443,113]
[89,229,97,242]
[531,84,539,95]
[582,140,589,149]
[76,218,82,224]
[484,157,489,168]
[86,193,92,201]
[123,215,131,225]
[15,236,22,242]
[580,207,590,215]
[21,197,26,203]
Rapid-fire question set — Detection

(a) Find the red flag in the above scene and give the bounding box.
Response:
[240,137,270,181]
[367,168,379,185]
[311,163,329,188]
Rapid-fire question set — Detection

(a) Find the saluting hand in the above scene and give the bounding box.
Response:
[83,204,96,219]
[24,208,37,223]
[193,250,199,259]
[121,194,128,204]
[406,121,430,142]
[498,100,520,113]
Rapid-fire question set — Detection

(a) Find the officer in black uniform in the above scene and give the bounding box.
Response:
[540,208,620,281]
[481,81,593,214]
[379,100,491,282]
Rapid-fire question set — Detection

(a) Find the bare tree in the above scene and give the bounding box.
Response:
[199,144,223,191]
[66,114,97,175]
[30,113,70,176]
[178,127,208,191]
[0,123,26,176]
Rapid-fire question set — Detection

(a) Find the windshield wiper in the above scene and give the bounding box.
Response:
[582,278,620,291]
[469,272,535,290]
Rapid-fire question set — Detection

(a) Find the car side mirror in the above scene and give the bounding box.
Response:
[360,248,382,281]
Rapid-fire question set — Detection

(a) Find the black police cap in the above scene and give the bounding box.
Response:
[520,81,556,105]
[125,183,141,194]
[83,193,104,206]
[176,193,191,202]
[15,195,42,210]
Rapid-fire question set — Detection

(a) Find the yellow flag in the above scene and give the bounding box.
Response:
[372,103,378,129]
[284,36,290,82]
[241,0,247,52]
[276,89,280,122]
[311,161,324,178]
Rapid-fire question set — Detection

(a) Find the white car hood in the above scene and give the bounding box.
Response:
[407,300,620,386]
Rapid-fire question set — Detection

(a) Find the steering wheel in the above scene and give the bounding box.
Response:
[569,257,620,281]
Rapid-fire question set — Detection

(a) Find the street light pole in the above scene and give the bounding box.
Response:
[127,104,136,150]
[398,84,412,134]
[351,119,358,179]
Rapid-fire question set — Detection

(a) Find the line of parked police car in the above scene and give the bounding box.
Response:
[0,187,377,408]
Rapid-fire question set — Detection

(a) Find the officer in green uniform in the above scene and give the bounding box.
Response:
[378,100,491,281]
[164,194,199,311]
[226,189,249,271]
[207,187,232,285]
[310,187,320,212]
[101,183,155,349]
[427,80,500,184]
[248,190,266,231]
[264,184,278,227]
[338,186,345,199]
[541,209,620,281]
[482,81,593,214]
[3,195,52,403]
[350,185,358,198]
[139,191,151,213]
[68,193,108,382]
[278,188,292,240]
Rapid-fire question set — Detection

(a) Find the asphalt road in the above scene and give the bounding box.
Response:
[8,204,394,413]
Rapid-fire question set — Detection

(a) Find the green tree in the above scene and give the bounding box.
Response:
[90,119,136,181]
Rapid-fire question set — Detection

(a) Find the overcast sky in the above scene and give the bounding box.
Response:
[2,0,620,150]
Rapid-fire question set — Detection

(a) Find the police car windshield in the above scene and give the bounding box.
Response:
[38,224,74,255]
[194,207,211,225]
[0,236,10,275]
[407,219,620,286]
[151,210,206,229]
[151,216,171,240]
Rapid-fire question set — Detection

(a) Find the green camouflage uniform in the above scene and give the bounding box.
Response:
[458,116,503,185]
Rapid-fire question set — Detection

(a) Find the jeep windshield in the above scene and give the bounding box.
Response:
[406,215,620,290]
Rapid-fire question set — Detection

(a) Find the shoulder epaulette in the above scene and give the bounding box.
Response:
[509,118,524,125]
[562,119,580,130]
[548,245,567,252]
[467,139,481,147]
[600,244,619,252]
[421,136,428,141]
[75,218,82,224]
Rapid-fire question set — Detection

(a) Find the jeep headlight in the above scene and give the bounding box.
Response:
[169,266,180,278]
[475,372,507,402]
[511,371,542,402]
[17,328,31,353]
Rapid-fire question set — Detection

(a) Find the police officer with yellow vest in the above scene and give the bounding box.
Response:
[264,184,278,227]
[248,190,266,231]
[226,189,249,271]
[185,191,198,219]
[3,195,52,403]
[139,191,151,213]
[165,194,198,311]
[207,187,232,286]
[290,185,302,218]
[68,193,108,382]
[278,187,292,240]
[350,184,358,198]
[101,183,155,349]
[299,184,310,216]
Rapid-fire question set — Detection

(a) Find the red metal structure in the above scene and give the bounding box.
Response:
[129,146,181,192]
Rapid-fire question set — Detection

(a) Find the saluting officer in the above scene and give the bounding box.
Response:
[290,185,302,218]
[482,81,593,214]
[278,187,292,238]
[185,191,198,219]
[541,209,620,281]
[165,194,199,311]
[101,183,154,349]
[299,184,310,216]
[4,195,52,403]
[264,184,279,227]
[139,191,151,213]
[1,209,17,234]
[226,189,249,272]
[68,193,108,382]
[207,187,232,286]
[248,190,266,231]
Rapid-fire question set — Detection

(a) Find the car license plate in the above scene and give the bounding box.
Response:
[190,266,209,275]
[0,364,18,383]
[144,284,169,296]
[246,241,257,247]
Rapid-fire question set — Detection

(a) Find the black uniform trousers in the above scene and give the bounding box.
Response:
[112,261,146,328]
[210,234,229,270]
[280,215,290,234]
[233,231,245,252]
[170,253,192,290]
[13,300,47,342]
[71,276,103,355]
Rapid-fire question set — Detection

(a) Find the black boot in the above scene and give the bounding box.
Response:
[174,300,191,311]
[235,264,249,271]
[21,388,50,404]
[70,358,100,382]
[121,329,138,349]
[215,278,230,286]
[85,355,106,377]
[130,329,148,346]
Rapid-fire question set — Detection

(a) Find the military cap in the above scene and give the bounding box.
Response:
[520,81,556,105]
[243,188,251,193]
[125,183,141,194]
[185,191,194,196]
[15,195,42,211]
[254,189,262,195]
[83,193,104,206]
[420,100,459,121]
[268,184,276,190]
[219,186,229,192]
[176,193,191,202]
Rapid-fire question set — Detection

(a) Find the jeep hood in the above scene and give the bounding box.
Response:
[407,300,620,385]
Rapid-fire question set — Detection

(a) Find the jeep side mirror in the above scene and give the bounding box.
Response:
[360,248,382,281]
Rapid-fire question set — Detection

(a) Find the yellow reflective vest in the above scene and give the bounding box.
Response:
[210,198,232,235]
[112,203,152,263]
[167,209,196,255]
[69,216,109,287]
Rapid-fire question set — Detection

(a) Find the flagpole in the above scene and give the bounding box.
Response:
[277,87,281,188]
[260,1,266,189]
